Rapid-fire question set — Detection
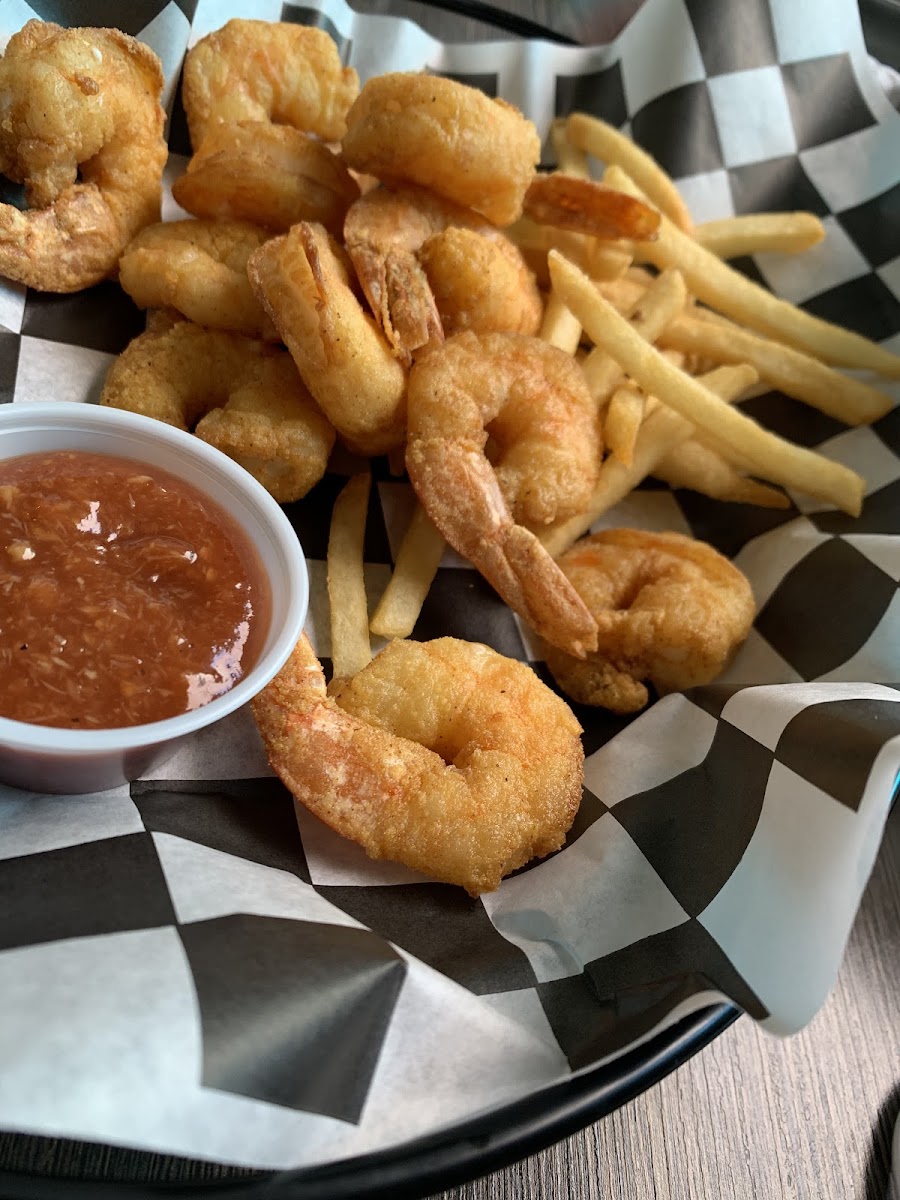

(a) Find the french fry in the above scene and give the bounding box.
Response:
[540,291,582,353]
[327,472,372,680]
[369,502,445,640]
[540,364,760,557]
[580,268,687,404]
[695,212,825,258]
[604,384,645,466]
[606,164,900,379]
[550,118,590,179]
[548,250,865,515]
[658,313,893,425]
[654,438,791,508]
[506,219,631,288]
[566,111,694,233]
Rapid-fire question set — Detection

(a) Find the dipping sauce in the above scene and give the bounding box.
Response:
[0,450,270,729]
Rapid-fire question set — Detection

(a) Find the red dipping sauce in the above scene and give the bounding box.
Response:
[0,450,270,729]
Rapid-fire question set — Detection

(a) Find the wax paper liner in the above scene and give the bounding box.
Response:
[0,0,898,1174]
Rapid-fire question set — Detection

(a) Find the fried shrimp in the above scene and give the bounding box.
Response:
[0,20,167,292]
[182,19,359,150]
[253,634,584,896]
[344,185,541,361]
[406,331,601,657]
[543,530,756,713]
[248,221,407,455]
[100,322,335,503]
[172,122,359,235]
[523,174,661,242]
[341,73,541,226]
[118,219,277,339]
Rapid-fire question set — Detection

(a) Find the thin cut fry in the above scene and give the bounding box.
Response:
[606,164,900,379]
[548,250,865,515]
[695,212,825,258]
[540,363,759,557]
[327,472,372,680]
[369,502,445,639]
[540,291,582,353]
[655,438,790,508]
[604,384,645,466]
[566,111,693,233]
[506,218,631,288]
[580,268,687,404]
[550,118,590,179]
[659,313,893,425]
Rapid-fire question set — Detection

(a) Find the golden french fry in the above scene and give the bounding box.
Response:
[550,118,590,179]
[369,502,445,640]
[566,111,693,233]
[659,313,893,425]
[695,212,825,258]
[540,363,759,556]
[604,384,645,466]
[540,291,582,353]
[606,164,900,380]
[655,438,790,508]
[506,218,631,288]
[327,472,372,680]
[548,250,865,515]
[580,268,687,404]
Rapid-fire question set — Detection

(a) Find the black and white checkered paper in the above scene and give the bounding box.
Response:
[0,0,899,1172]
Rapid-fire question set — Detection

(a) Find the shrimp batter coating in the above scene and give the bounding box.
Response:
[543,530,756,713]
[0,21,167,292]
[341,73,541,227]
[100,322,335,503]
[253,635,584,896]
[406,331,601,657]
[248,221,407,456]
[172,122,359,236]
[182,19,359,150]
[119,219,277,339]
[344,185,541,362]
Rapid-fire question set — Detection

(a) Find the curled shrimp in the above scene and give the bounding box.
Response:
[172,122,360,236]
[253,634,584,896]
[248,221,407,456]
[0,21,167,292]
[182,19,359,150]
[100,321,335,503]
[341,73,541,226]
[118,219,278,339]
[543,530,756,713]
[344,184,541,362]
[406,331,601,657]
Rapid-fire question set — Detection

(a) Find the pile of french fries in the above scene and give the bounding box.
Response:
[326,113,899,675]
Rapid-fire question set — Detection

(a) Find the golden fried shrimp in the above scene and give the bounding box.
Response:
[248,221,407,456]
[0,20,167,292]
[406,331,601,657]
[182,19,359,150]
[344,185,541,361]
[119,219,277,339]
[253,634,584,896]
[172,122,359,235]
[341,73,541,226]
[100,322,335,503]
[543,530,756,713]
[523,174,661,242]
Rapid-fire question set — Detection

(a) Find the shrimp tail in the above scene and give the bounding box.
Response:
[346,238,443,363]
[524,174,661,242]
[0,187,126,291]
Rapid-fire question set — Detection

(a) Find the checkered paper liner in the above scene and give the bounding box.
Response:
[0,0,899,1174]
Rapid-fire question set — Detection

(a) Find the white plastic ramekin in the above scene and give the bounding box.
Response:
[0,402,309,794]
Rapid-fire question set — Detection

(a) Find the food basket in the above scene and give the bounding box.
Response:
[0,0,899,1196]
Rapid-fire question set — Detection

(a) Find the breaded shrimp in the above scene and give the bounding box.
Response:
[406,331,601,657]
[118,219,277,339]
[182,19,359,150]
[0,21,167,292]
[341,73,541,226]
[248,221,407,456]
[543,530,756,713]
[344,184,541,361]
[99,322,335,503]
[172,122,360,236]
[253,635,584,896]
